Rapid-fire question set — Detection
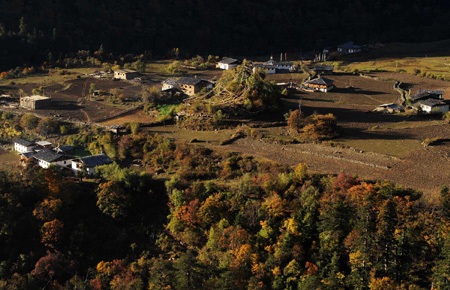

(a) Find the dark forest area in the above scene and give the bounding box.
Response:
[0,0,450,69]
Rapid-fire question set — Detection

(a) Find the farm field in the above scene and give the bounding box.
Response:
[144,71,449,195]
[0,59,449,196]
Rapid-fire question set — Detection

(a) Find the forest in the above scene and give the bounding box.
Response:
[1,0,450,69]
[0,125,449,289]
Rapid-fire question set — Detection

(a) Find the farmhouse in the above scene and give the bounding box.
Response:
[108,125,129,135]
[409,90,444,103]
[418,99,449,114]
[114,69,139,80]
[72,153,113,175]
[374,103,404,113]
[20,95,51,110]
[337,42,362,54]
[162,78,179,91]
[177,77,213,96]
[217,58,240,70]
[32,149,72,169]
[252,64,276,74]
[267,57,294,72]
[14,138,35,153]
[303,77,335,92]
[313,65,334,75]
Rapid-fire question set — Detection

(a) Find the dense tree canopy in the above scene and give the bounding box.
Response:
[0,0,450,69]
[0,129,448,288]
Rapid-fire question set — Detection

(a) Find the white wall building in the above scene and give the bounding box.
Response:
[14,139,35,153]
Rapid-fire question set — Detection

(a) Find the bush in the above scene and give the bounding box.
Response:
[20,113,40,130]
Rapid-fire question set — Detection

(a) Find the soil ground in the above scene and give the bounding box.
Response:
[146,71,449,196]
[1,63,449,196]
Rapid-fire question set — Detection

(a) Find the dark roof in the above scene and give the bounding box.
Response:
[20,152,36,159]
[162,78,179,86]
[410,91,443,102]
[77,153,113,168]
[219,58,238,64]
[418,98,448,107]
[338,41,361,49]
[178,77,204,86]
[313,65,334,71]
[14,138,34,147]
[306,77,334,85]
[418,90,444,95]
[54,145,74,153]
[33,149,70,163]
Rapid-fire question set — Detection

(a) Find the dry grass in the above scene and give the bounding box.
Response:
[0,68,96,86]
[370,120,446,131]
[335,138,422,158]
[100,111,157,126]
[0,149,20,172]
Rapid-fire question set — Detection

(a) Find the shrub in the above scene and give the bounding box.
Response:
[20,113,40,130]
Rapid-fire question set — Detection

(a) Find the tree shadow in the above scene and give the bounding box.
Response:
[331,87,385,95]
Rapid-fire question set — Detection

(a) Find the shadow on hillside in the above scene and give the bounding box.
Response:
[338,126,412,141]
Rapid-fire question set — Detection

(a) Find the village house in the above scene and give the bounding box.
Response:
[418,99,449,114]
[374,103,404,113]
[252,64,276,74]
[409,90,444,103]
[303,77,335,92]
[162,78,179,91]
[337,42,362,54]
[114,69,139,80]
[108,125,129,135]
[20,95,51,110]
[217,58,240,70]
[71,153,113,175]
[14,138,35,153]
[31,149,73,169]
[267,57,294,72]
[313,65,334,75]
[177,77,213,96]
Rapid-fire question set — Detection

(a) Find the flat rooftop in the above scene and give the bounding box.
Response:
[21,95,51,101]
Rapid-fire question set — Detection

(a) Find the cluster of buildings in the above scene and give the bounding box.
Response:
[162,77,214,96]
[374,90,449,114]
[13,138,113,175]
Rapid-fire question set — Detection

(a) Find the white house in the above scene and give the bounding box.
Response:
[253,64,276,74]
[32,149,73,169]
[418,99,449,114]
[72,153,113,175]
[267,57,294,72]
[217,58,239,70]
[14,139,35,153]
